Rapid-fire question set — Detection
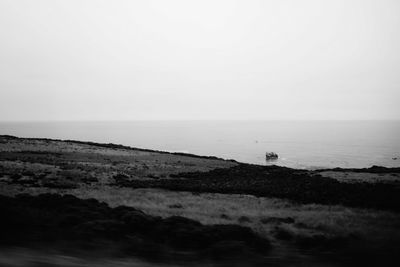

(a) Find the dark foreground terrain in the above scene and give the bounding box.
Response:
[0,193,270,265]
[1,135,400,266]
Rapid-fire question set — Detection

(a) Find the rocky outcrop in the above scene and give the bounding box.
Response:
[265,152,278,160]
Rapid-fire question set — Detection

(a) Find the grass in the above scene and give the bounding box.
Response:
[2,166,400,248]
[72,187,400,238]
[4,185,400,265]
[2,136,400,266]
[0,193,273,265]
[10,185,397,245]
[119,164,400,211]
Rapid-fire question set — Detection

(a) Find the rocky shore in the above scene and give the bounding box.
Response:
[1,135,400,266]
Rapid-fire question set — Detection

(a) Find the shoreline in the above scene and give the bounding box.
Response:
[1,135,400,211]
[1,135,400,266]
[0,135,238,163]
[2,134,399,172]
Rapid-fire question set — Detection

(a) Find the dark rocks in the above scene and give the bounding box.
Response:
[265,152,278,160]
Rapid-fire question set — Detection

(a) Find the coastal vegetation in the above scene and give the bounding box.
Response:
[1,135,400,266]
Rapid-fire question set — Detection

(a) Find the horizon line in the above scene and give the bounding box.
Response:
[1,119,399,123]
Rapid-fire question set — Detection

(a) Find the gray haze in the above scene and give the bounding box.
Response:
[0,0,399,121]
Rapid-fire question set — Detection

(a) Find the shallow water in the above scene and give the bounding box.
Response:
[1,120,399,169]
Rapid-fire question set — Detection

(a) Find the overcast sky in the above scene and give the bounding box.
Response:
[0,0,399,121]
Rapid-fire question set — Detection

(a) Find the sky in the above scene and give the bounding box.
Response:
[0,0,399,121]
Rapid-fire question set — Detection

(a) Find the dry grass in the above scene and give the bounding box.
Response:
[2,183,400,266]
[5,183,398,246]
[0,137,237,186]
[2,136,400,265]
[70,187,399,241]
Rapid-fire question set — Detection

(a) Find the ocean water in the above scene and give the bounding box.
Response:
[1,120,399,169]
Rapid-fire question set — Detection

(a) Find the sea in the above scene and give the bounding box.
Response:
[1,120,399,169]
